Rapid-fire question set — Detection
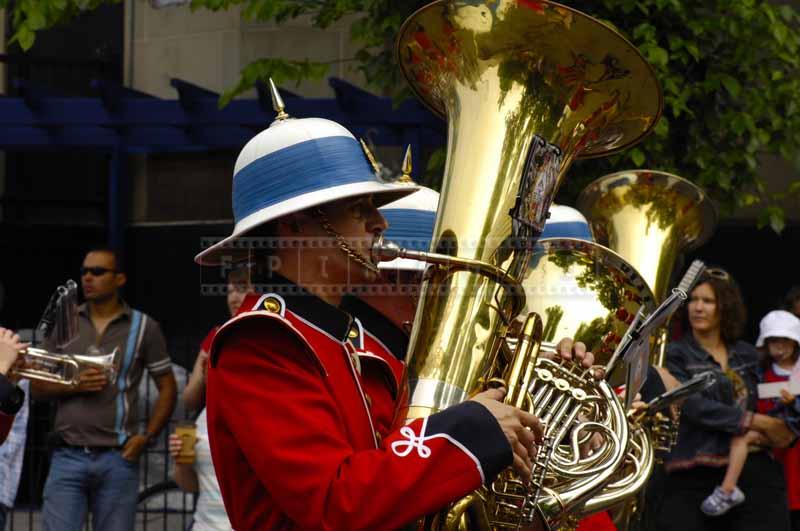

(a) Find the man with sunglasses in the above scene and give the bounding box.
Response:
[32,247,177,531]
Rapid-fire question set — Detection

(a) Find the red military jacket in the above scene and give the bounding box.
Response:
[207,279,511,531]
[340,295,409,437]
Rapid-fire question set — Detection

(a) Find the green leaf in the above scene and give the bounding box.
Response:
[629,148,645,166]
[738,193,760,207]
[26,4,47,30]
[719,74,741,97]
[773,23,789,45]
[14,26,36,50]
[641,44,669,67]
[758,206,786,233]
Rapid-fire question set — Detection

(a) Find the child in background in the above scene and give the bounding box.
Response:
[755,310,800,530]
[701,310,800,517]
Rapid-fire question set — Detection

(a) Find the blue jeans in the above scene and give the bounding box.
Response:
[42,447,139,531]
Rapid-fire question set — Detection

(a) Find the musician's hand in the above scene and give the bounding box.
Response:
[121,434,149,462]
[555,338,603,379]
[578,427,605,458]
[0,327,24,375]
[471,387,544,483]
[75,368,108,393]
[780,389,796,406]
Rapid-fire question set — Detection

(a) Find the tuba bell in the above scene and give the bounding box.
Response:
[576,170,718,365]
[519,237,656,381]
[390,0,662,528]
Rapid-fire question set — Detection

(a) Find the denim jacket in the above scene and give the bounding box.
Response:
[664,334,759,472]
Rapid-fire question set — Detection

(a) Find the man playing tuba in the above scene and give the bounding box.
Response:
[197,88,601,530]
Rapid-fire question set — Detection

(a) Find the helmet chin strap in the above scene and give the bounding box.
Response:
[313,208,380,275]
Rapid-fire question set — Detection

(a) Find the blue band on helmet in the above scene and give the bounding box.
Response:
[233,136,376,224]
[382,208,437,252]
[540,221,593,242]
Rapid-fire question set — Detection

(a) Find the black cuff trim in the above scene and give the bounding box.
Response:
[0,374,24,416]
[428,401,512,483]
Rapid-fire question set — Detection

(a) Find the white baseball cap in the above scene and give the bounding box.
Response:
[756,309,800,347]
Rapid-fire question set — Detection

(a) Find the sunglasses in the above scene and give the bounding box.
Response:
[80,266,116,277]
[705,267,730,281]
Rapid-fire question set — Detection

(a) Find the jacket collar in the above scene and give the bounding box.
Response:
[339,295,408,360]
[253,274,353,343]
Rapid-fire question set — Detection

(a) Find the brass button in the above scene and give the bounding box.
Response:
[262,297,281,313]
[348,326,359,340]
[364,393,373,408]
[374,430,382,444]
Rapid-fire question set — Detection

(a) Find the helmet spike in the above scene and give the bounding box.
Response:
[359,138,382,176]
[398,144,415,183]
[268,78,290,122]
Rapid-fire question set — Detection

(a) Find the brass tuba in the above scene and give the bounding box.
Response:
[392,0,662,528]
[576,170,718,364]
[575,171,717,525]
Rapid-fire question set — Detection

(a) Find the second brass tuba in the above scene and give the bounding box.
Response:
[393,0,662,528]
[576,170,718,364]
[575,171,717,526]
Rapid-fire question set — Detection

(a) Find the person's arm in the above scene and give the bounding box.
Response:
[0,373,23,444]
[30,369,108,401]
[121,371,177,461]
[210,318,520,531]
[168,433,199,493]
[0,327,22,376]
[182,349,208,412]
[121,318,177,461]
[0,328,25,445]
[666,347,749,434]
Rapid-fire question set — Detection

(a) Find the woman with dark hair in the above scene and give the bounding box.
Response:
[654,268,797,531]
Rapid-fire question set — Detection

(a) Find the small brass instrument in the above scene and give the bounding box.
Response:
[10,279,119,386]
[13,348,118,386]
[385,0,663,528]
